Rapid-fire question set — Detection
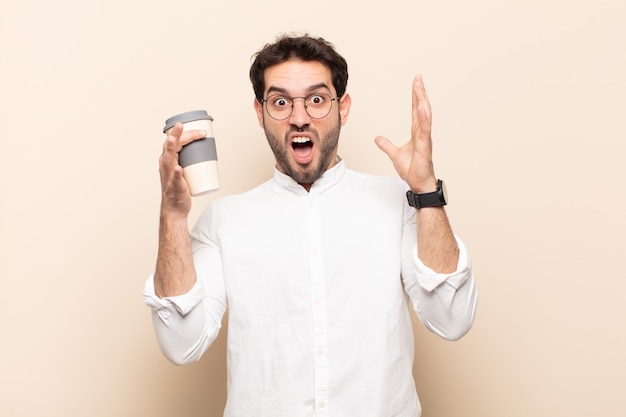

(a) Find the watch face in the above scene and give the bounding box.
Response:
[440,180,448,204]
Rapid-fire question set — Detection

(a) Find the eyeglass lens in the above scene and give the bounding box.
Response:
[264,93,334,120]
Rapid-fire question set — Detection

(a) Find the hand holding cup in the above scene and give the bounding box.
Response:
[162,110,220,196]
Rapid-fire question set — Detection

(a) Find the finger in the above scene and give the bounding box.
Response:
[160,125,182,176]
[162,123,183,156]
[374,135,398,158]
[411,76,433,145]
[412,76,420,124]
[161,123,209,171]
[163,123,207,153]
[161,159,189,193]
[413,75,431,121]
[178,128,208,147]
[417,105,432,138]
[170,165,189,194]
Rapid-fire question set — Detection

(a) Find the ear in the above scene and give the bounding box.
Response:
[253,97,265,128]
[338,93,351,126]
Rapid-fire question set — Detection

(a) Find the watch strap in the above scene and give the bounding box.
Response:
[406,179,446,209]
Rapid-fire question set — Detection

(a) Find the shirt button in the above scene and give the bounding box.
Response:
[319,400,326,408]
[317,348,325,355]
[314,297,321,306]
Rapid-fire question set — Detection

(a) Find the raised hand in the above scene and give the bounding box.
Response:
[374,75,438,193]
[159,122,207,218]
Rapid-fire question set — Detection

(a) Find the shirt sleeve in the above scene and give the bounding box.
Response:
[402,235,479,341]
[142,204,228,365]
[143,273,205,317]
[412,236,472,292]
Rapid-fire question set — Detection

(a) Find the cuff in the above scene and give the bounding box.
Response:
[142,273,204,316]
[413,236,472,292]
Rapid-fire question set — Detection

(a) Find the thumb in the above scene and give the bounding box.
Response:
[374,135,397,158]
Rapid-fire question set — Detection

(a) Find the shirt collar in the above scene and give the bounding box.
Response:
[273,158,346,195]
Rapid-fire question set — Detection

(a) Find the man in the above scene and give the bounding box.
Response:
[144,34,478,417]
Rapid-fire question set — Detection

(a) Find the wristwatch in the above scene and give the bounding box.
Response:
[406,179,448,209]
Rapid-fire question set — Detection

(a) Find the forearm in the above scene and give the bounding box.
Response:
[154,214,196,298]
[416,207,459,273]
[145,215,227,365]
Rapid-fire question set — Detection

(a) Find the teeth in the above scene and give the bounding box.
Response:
[292,136,311,144]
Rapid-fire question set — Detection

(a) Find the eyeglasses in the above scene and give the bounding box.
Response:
[260,92,339,120]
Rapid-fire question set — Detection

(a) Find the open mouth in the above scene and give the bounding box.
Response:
[291,136,314,162]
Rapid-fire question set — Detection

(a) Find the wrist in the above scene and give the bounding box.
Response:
[408,177,438,194]
[159,209,189,227]
[406,179,447,209]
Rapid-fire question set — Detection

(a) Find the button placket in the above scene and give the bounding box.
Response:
[306,196,329,415]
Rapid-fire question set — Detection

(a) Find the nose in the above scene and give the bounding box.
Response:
[288,97,311,127]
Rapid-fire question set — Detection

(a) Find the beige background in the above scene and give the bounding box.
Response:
[1,0,624,416]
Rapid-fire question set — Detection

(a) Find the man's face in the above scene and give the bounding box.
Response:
[254,59,351,189]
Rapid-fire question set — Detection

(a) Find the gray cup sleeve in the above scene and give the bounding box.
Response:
[178,137,218,168]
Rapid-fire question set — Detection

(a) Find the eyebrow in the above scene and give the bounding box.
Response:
[266,82,332,96]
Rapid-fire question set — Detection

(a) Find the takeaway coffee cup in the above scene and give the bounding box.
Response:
[163,110,220,196]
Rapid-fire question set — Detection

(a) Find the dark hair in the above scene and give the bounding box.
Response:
[249,33,349,102]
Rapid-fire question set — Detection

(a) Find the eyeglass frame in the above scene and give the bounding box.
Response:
[259,92,341,121]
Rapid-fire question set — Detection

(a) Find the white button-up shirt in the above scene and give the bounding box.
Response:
[144,160,478,417]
